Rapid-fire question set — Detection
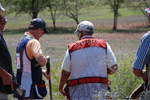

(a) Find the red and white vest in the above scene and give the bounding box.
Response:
[68,37,108,99]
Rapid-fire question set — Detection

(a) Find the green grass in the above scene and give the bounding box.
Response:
[4,6,144,31]
[109,56,143,99]
[5,32,145,99]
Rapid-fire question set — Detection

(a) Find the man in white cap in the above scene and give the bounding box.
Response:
[0,3,14,99]
[59,21,118,99]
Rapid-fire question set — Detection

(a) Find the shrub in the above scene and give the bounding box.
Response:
[108,55,143,99]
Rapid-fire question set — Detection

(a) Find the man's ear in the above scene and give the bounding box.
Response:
[78,30,83,40]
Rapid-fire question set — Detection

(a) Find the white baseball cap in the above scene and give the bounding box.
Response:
[0,3,5,12]
[74,21,94,33]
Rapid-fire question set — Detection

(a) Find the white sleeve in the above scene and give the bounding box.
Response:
[106,43,117,68]
[61,49,71,72]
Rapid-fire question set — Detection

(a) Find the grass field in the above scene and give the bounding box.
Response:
[4,6,144,30]
[6,32,145,99]
[3,6,150,99]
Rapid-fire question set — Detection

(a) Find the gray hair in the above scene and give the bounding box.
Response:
[82,30,94,34]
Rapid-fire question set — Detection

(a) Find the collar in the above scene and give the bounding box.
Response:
[24,32,35,39]
[81,35,93,39]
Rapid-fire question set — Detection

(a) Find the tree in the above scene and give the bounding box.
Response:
[62,0,85,24]
[103,0,125,30]
[0,0,13,15]
[46,0,62,30]
[126,0,150,26]
[10,0,47,19]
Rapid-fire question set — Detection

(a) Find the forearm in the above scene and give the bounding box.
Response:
[40,57,47,66]
[36,56,47,66]
[133,68,147,82]
[0,65,14,90]
[59,70,70,89]
[59,70,70,96]
[0,66,3,76]
[0,66,6,77]
[133,68,145,77]
[136,70,146,77]
[141,70,147,80]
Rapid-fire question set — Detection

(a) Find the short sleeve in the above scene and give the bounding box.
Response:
[61,49,71,72]
[106,43,117,68]
[26,39,43,60]
[133,32,150,70]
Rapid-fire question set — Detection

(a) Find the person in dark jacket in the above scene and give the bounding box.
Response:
[0,3,14,99]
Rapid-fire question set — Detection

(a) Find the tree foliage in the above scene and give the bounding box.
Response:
[0,0,148,31]
[0,0,13,15]
[125,0,150,25]
[62,0,85,24]
[46,0,63,30]
[10,0,47,19]
[102,0,126,30]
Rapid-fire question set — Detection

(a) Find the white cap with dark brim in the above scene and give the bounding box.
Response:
[74,21,94,33]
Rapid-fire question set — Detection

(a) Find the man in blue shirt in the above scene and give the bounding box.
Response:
[132,32,150,82]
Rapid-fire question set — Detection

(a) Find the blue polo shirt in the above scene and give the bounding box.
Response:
[133,31,150,69]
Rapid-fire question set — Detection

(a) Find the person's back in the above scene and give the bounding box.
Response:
[69,38,108,78]
[59,21,118,99]
[69,37,108,99]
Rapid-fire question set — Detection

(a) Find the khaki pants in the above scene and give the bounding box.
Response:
[0,91,8,100]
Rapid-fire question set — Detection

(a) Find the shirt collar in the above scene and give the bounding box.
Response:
[24,32,35,39]
[81,35,93,39]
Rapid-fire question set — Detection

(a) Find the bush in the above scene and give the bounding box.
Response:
[108,55,143,99]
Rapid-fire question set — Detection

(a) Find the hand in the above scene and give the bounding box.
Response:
[108,64,118,74]
[133,68,148,82]
[1,70,14,91]
[142,70,147,82]
[42,70,51,80]
[59,70,70,97]
[59,88,67,97]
